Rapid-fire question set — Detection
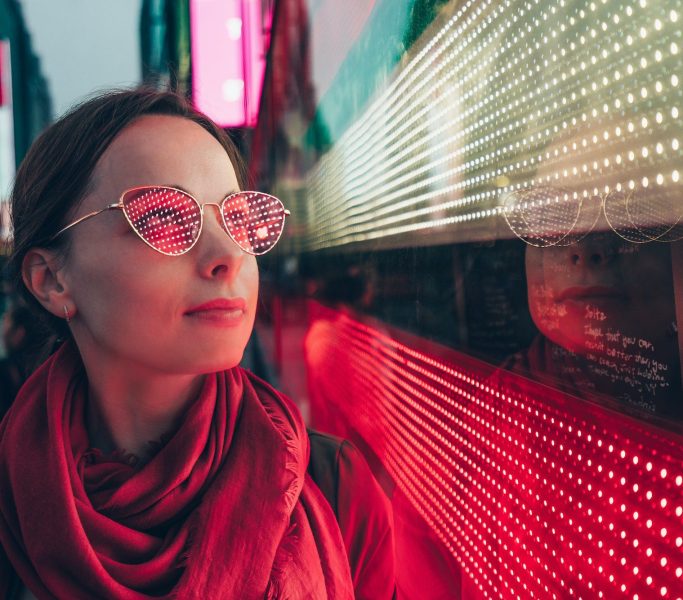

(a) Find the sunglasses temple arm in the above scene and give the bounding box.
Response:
[52,204,122,238]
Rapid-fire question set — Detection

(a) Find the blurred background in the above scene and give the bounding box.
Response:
[2,0,683,598]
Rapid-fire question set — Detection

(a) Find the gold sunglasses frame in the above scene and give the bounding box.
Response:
[52,185,291,256]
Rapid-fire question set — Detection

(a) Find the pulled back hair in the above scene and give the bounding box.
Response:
[9,87,247,339]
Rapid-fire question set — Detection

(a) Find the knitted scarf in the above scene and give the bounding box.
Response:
[0,342,353,599]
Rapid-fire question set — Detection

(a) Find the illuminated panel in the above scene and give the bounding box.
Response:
[242,0,267,126]
[303,0,682,250]
[305,301,683,598]
[0,39,15,215]
[190,0,268,127]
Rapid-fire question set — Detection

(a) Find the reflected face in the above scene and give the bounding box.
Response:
[61,115,258,374]
[523,119,680,359]
[525,225,675,355]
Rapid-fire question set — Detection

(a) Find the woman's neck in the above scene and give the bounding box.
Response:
[82,357,204,459]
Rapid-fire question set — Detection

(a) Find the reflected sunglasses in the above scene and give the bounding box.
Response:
[53,186,290,256]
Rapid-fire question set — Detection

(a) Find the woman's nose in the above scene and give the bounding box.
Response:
[196,204,245,279]
[569,235,617,267]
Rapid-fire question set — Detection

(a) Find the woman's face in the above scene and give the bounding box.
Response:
[61,115,258,374]
[525,224,675,356]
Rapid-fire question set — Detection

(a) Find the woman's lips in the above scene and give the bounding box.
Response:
[184,298,247,325]
[555,286,628,312]
[557,286,627,302]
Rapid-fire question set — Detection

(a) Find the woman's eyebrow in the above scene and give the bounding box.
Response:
[165,183,192,194]
[165,184,240,198]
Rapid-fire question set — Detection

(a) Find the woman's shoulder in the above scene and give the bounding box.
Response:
[306,429,397,599]
[306,429,369,515]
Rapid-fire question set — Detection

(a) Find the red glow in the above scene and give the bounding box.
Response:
[304,301,683,598]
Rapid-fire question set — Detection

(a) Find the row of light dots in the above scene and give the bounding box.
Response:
[323,313,683,597]
[305,0,680,248]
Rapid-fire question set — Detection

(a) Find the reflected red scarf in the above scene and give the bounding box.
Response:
[0,342,353,599]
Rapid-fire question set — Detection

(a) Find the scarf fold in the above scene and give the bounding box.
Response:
[0,342,353,599]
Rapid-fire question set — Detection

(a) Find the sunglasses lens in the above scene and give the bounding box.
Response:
[122,187,201,255]
[222,192,287,255]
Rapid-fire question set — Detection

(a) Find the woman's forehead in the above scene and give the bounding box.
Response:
[103,115,222,166]
[91,115,238,199]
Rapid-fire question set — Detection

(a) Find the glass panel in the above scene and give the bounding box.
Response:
[252,0,683,595]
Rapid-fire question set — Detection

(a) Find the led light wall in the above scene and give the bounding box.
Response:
[305,301,683,598]
[302,0,682,250]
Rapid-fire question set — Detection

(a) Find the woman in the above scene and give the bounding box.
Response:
[0,89,395,599]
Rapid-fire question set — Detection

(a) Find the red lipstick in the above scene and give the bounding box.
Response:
[184,298,247,325]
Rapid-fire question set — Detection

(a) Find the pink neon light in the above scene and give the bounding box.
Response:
[190,0,267,127]
[242,0,263,126]
[191,0,245,127]
[0,43,4,106]
[304,300,683,598]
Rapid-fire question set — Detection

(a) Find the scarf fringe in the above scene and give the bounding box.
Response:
[261,401,304,513]
[167,509,202,599]
[265,522,299,600]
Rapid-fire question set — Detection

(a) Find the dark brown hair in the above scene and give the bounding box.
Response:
[9,87,247,338]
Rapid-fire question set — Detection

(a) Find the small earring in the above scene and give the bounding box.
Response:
[63,305,71,323]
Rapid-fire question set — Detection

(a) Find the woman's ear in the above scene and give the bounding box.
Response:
[22,248,72,318]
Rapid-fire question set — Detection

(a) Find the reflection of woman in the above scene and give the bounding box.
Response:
[511,217,681,418]
[0,90,395,599]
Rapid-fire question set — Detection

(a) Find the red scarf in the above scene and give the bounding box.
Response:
[0,342,354,599]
